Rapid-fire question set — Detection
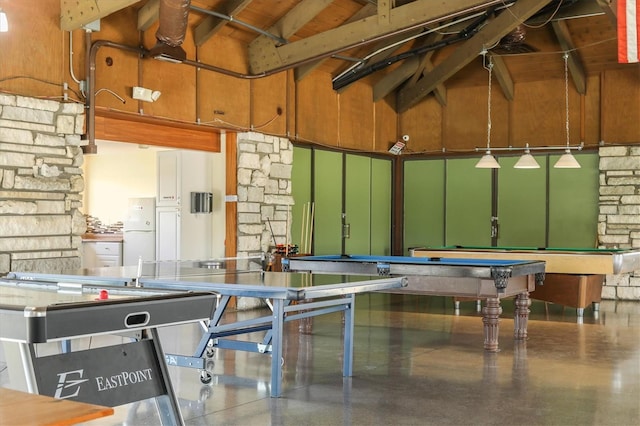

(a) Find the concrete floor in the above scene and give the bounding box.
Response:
[2,294,639,425]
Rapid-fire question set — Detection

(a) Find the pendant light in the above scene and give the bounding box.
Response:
[476,54,500,169]
[514,143,540,168]
[554,52,581,168]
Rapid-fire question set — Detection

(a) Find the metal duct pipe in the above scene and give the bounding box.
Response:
[157,0,190,47]
[150,0,190,62]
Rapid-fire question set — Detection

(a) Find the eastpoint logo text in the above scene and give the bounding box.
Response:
[95,368,154,391]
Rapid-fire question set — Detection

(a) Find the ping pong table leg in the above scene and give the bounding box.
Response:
[270,299,285,397]
[343,294,355,377]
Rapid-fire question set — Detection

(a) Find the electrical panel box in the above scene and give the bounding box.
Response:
[191,192,213,214]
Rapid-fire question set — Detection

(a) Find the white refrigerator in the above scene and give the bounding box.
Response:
[123,197,156,266]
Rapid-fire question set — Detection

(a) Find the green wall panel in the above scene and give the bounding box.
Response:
[291,146,312,252]
[548,153,599,247]
[403,159,445,254]
[446,158,492,246]
[345,154,372,254]
[313,150,343,254]
[497,156,547,247]
[370,158,392,255]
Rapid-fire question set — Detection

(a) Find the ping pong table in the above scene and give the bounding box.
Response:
[8,257,406,397]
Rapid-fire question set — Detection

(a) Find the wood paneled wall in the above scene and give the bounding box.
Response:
[0,1,638,155]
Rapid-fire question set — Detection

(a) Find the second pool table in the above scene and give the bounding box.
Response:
[410,246,640,316]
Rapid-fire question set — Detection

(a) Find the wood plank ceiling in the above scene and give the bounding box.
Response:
[61,0,629,112]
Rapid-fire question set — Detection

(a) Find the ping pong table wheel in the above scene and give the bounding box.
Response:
[200,370,212,384]
[206,347,215,358]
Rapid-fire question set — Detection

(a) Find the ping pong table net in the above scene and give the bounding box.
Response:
[136,255,266,279]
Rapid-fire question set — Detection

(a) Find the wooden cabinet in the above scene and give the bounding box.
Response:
[82,241,123,268]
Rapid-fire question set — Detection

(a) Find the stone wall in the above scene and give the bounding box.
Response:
[0,94,86,274]
[236,132,294,258]
[598,146,640,300]
[234,132,293,309]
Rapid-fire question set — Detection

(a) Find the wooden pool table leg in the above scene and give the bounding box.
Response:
[513,292,531,340]
[482,298,502,352]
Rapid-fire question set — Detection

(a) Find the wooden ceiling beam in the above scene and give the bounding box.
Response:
[60,0,138,30]
[334,29,425,93]
[527,0,606,24]
[374,33,447,104]
[378,0,392,25]
[266,0,333,39]
[374,57,448,105]
[194,0,254,47]
[249,0,334,74]
[595,0,618,25]
[295,4,377,81]
[551,20,587,94]
[490,54,514,101]
[374,56,421,102]
[138,0,159,32]
[396,0,552,113]
[249,0,505,74]
[406,33,445,87]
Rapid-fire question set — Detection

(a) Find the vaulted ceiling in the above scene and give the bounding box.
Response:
[61,0,630,112]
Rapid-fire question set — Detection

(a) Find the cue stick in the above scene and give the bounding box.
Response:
[308,202,315,253]
[300,203,308,255]
[267,217,278,248]
[285,208,290,257]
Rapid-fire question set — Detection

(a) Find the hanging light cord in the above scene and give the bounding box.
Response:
[485,53,494,152]
[563,52,570,149]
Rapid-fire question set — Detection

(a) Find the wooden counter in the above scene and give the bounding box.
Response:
[81,233,123,242]
[0,387,114,425]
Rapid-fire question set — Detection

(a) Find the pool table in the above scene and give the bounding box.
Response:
[282,255,546,352]
[410,246,640,316]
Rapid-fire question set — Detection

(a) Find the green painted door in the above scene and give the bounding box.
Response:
[497,155,547,246]
[371,158,392,255]
[548,153,599,247]
[313,150,343,254]
[446,158,492,246]
[403,159,445,254]
[345,154,371,254]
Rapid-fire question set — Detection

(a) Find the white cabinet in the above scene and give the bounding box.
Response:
[156,207,180,261]
[83,241,123,268]
[156,150,213,261]
[157,150,181,206]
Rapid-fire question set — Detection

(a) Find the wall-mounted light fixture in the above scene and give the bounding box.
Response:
[0,8,9,32]
[132,86,161,102]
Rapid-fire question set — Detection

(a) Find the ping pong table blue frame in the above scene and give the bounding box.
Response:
[8,269,406,398]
